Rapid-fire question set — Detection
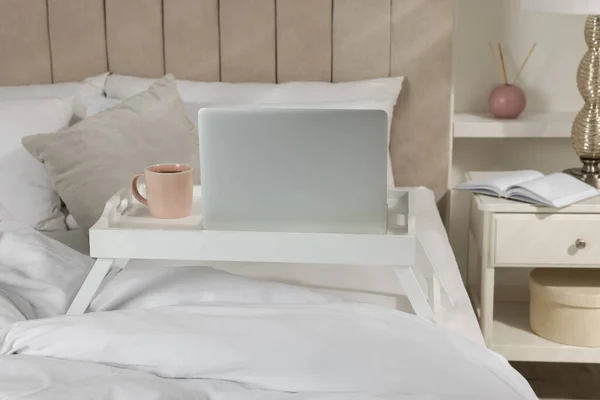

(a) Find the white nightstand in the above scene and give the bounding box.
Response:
[466,171,600,363]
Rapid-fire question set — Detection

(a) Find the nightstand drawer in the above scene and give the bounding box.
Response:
[494,214,600,266]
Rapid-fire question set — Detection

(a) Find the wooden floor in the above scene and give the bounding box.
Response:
[512,362,600,399]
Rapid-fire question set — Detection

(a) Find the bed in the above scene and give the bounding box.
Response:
[0,1,537,399]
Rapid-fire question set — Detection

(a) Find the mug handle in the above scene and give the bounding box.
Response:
[131,174,148,205]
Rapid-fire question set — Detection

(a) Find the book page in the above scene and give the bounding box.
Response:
[504,190,550,206]
[458,170,543,196]
[508,173,599,208]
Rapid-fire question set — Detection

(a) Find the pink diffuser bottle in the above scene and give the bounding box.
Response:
[488,42,536,119]
[489,84,526,119]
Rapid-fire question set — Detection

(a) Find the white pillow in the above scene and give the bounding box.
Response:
[106,75,403,106]
[0,73,108,119]
[0,98,73,230]
[0,221,94,319]
[86,97,205,128]
[84,96,120,117]
[104,75,404,186]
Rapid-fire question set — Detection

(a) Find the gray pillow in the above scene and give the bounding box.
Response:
[22,74,200,234]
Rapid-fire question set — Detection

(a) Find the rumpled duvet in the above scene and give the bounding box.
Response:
[0,221,537,399]
[0,302,537,399]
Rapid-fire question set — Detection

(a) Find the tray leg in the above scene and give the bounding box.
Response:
[430,274,442,319]
[103,258,130,282]
[394,265,435,322]
[67,258,118,315]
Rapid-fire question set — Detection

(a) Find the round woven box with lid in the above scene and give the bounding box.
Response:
[530,268,600,348]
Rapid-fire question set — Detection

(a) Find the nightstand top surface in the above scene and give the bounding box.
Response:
[465,172,600,213]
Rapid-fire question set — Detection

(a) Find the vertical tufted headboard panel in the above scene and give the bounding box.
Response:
[0,0,454,200]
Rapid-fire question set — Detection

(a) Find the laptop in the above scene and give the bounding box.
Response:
[198,108,388,234]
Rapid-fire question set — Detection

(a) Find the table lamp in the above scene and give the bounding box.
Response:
[521,0,600,187]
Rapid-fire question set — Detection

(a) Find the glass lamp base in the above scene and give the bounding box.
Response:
[564,166,600,189]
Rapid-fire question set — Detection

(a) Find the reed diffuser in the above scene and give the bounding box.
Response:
[488,42,536,119]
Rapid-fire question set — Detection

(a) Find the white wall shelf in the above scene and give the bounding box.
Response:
[453,112,576,138]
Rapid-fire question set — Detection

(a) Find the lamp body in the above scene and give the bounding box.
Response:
[521,1,600,186]
[564,15,600,188]
[572,16,600,160]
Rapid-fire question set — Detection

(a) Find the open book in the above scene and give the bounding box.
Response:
[458,170,599,208]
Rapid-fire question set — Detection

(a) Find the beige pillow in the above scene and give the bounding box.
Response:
[22,74,199,234]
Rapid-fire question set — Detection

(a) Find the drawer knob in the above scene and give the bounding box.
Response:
[575,239,587,250]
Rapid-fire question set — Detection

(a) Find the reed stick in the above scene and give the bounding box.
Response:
[497,43,508,85]
[489,42,506,83]
[512,43,537,85]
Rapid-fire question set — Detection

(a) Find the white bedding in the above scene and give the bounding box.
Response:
[43,228,90,254]
[0,217,537,399]
[0,302,536,400]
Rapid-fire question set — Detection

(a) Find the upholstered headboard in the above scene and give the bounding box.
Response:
[0,0,454,201]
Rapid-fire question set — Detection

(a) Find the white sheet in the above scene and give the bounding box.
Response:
[0,303,536,399]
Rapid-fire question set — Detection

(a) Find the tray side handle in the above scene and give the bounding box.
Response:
[103,187,132,226]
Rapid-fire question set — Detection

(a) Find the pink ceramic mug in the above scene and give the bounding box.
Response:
[131,164,193,219]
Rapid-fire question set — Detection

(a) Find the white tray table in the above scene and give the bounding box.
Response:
[67,186,447,320]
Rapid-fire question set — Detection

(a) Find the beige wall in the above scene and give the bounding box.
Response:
[454,0,585,113]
